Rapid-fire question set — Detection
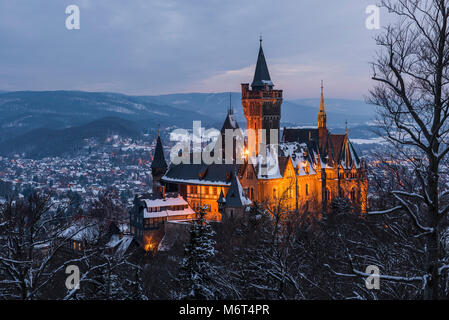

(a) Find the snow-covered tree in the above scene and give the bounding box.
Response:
[0,193,94,299]
[362,0,449,299]
[176,207,218,300]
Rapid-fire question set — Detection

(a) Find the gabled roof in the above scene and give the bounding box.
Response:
[338,137,360,169]
[220,109,240,135]
[151,133,167,170]
[278,156,290,177]
[281,127,361,169]
[225,172,251,207]
[329,134,346,165]
[251,40,273,89]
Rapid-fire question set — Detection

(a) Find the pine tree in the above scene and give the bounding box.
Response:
[177,206,218,300]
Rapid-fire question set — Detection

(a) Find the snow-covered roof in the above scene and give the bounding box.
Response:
[60,223,99,242]
[106,234,135,257]
[142,195,188,208]
[225,172,251,207]
[143,207,195,219]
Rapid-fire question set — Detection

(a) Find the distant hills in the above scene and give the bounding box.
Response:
[0,90,379,158]
[139,92,376,128]
[0,117,140,159]
[0,90,215,142]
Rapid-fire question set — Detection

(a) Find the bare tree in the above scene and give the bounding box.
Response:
[0,193,95,299]
[367,0,449,299]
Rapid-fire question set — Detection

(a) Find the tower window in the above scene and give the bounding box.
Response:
[305,184,309,196]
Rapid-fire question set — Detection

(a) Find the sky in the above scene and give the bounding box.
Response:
[0,0,389,100]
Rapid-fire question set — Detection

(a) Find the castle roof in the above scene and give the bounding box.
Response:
[282,127,361,169]
[220,108,240,134]
[151,132,167,170]
[162,162,239,186]
[225,171,251,207]
[282,128,319,144]
[251,39,273,89]
[217,188,226,204]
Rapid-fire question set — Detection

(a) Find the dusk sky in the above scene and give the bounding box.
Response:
[0,0,387,100]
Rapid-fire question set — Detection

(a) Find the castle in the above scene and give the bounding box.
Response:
[144,40,368,226]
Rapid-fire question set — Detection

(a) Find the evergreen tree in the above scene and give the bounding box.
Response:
[176,207,218,300]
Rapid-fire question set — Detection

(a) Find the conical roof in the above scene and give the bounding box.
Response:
[251,39,273,89]
[151,131,167,170]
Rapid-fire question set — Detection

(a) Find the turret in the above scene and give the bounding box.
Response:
[242,38,283,157]
[151,127,168,196]
[318,81,329,153]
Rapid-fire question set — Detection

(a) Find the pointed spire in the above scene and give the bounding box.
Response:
[225,171,251,207]
[217,188,226,204]
[320,80,325,112]
[318,81,327,129]
[251,38,273,89]
[151,130,167,170]
[158,124,161,137]
[228,92,233,115]
[221,96,240,134]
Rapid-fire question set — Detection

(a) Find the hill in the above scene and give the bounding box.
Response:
[0,90,214,142]
[140,92,376,127]
[0,117,141,159]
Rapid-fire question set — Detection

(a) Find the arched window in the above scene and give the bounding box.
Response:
[327,188,331,202]
[305,184,309,196]
[273,188,277,199]
[351,188,356,201]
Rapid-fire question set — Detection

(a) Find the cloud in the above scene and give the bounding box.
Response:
[0,0,382,98]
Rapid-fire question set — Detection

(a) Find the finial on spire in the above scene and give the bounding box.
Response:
[158,124,161,137]
[319,80,325,112]
[345,120,348,135]
[318,81,327,129]
[259,34,263,46]
[228,92,233,115]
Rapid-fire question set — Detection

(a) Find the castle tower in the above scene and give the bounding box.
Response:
[151,127,168,195]
[242,38,283,157]
[318,81,328,152]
